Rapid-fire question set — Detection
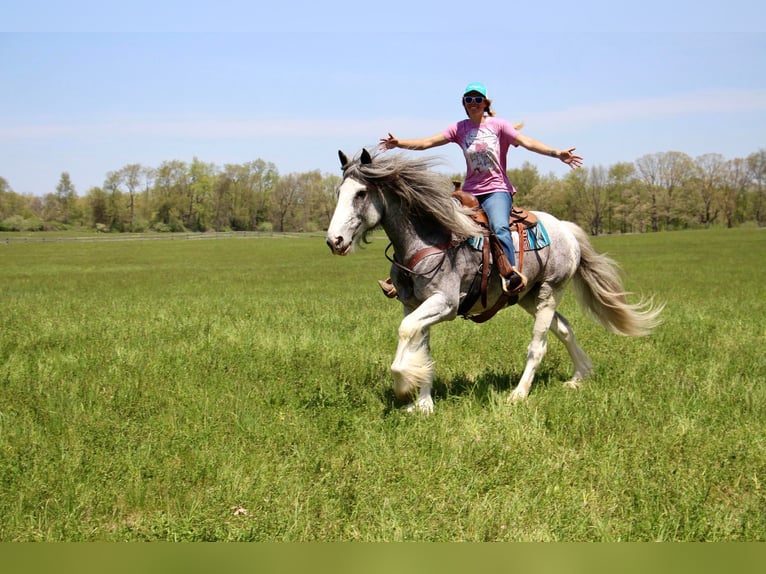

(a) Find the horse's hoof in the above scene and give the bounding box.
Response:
[403,398,434,415]
[508,389,528,403]
[563,379,582,390]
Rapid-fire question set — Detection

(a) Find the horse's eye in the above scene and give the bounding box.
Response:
[354,189,367,200]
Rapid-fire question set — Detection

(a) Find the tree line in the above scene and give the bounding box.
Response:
[1,149,765,235]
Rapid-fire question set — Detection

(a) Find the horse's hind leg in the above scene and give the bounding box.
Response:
[516,289,592,398]
[548,311,593,389]
[510,284,564,402]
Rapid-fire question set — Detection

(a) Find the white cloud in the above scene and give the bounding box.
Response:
[525,89,766,130]
[2,89,764,142]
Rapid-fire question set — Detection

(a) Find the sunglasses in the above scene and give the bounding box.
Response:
[463,96,485,104]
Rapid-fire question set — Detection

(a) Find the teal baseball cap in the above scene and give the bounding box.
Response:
[463,82,487,96]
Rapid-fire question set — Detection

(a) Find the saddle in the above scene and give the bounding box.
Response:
[452,188,538,229]
[452,187,537,323]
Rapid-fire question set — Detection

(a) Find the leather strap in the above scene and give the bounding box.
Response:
[405,240,454,270]
[515,222,525,274]
[469,291,514,324]
[385,239,458,277]
[464,225,527,324]
[480,231,491,307]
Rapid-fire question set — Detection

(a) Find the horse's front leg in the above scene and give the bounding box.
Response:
[391,293,456,414]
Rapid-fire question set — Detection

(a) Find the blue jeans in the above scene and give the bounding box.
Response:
[478,192,515,268]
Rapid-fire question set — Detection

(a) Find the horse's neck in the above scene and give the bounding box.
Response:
[382,201,450,264]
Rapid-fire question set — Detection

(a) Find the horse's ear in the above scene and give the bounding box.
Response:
[338,150,349,169]
[361,148,372,165]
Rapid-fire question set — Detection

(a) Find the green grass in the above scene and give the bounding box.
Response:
[1,228,764,541]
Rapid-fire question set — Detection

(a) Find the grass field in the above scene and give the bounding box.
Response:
[1,227,764,541]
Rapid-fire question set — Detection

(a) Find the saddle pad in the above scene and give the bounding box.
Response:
[466,235,485,251]
[466,220,550,253]
[516,219,550,251]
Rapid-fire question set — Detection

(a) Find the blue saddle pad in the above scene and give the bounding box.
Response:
[466,220,550,253]
[520,220,550,251]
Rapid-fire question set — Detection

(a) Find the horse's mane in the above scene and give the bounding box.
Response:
[343,149,482,240]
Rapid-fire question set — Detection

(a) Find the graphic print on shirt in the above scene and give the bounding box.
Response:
[463,125,500,177]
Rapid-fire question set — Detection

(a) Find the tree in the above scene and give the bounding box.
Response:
[0,177,41,230]
[272,173,302,232]
[119,164,144,231]
[102,171,130,231]
[660,152,695,229]
[276,170,343,232]
[690,153,726,225]
[243,159,278,230]
[295,170,335,232]
[524,176,570,220]
[84,186,109,228]
[54,172,78,224]
[571,166,608,235]
[635,152,694,231]
[719,158,750,228]
[0,177,23,220]
[607,162,641,233]
[635,153,663,232]
[747,149,766,226]
[187,158,215,231]
[507,162,541,196]
[216,160,278,231]
[213,166,238,230]
[153,160,189,231]
[140,166,155,224]
[5,147,766,234]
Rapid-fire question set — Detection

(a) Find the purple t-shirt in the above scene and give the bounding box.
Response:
[442,117,520,196]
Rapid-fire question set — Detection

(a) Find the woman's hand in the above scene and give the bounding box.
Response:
[379,132,399,150]
[559,148,583,169]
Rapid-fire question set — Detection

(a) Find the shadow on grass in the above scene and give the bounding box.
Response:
[381,365,564,413]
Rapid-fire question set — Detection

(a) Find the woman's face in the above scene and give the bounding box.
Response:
[462,91,488,117]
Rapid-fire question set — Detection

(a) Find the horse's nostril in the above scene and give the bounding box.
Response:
[326,236,344,252]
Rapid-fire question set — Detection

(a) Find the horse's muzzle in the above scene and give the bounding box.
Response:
[326,236,351,256]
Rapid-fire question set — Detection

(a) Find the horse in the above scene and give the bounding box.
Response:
[326,148,663,414]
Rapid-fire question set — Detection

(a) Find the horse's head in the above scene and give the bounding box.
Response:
[326,149,384,255]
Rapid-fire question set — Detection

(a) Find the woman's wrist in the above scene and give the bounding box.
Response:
[549,149,559,158]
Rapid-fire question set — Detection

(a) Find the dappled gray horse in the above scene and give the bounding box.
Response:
[327,149,663,414]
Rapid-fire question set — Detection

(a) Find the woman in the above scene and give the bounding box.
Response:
[380,81,583,295]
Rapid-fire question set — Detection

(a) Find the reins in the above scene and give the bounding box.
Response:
[384,240,457,276]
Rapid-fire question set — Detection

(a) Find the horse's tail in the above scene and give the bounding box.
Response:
[566,222,664,337]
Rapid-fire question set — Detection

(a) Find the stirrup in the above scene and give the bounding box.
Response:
[378,278,397,298]
[502,269,527,295]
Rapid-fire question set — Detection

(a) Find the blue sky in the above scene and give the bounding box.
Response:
[1,1,765,196]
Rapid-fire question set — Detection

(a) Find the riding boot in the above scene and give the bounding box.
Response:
[378,277,397,298]
[502,267,527,295]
